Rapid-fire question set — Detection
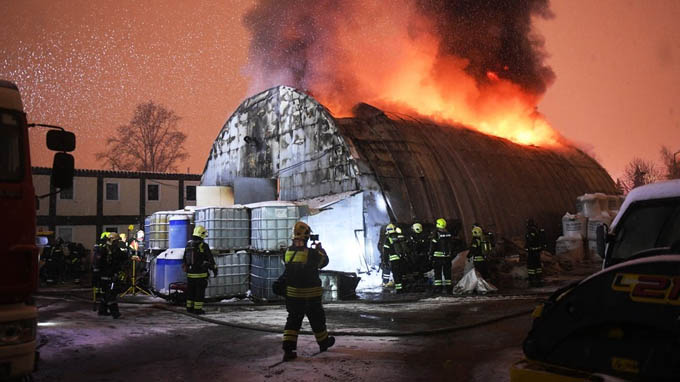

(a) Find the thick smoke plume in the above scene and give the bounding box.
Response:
[243,0,559,146]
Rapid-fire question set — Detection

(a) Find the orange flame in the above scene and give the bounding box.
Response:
[251,1,561,147]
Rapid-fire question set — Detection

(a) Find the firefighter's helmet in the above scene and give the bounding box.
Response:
[293,221,311,240]
[412,223,423,234]
[386,223,396,234]
[436,218,447,229]
[193,225,208,239]
[471,225,483,238]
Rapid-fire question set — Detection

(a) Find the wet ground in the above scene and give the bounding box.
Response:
[32,262,601,381]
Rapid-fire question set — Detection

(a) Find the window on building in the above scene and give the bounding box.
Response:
[186,185,196,201]
[105,182,119,201]
[60,184,74,200]
[57,226,73,243]
[105,226,118,233]
[147,184,159,201]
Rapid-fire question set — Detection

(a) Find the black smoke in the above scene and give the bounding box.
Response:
[243,0,555,97]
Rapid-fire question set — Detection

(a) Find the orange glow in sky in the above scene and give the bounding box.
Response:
[1,0,679,180]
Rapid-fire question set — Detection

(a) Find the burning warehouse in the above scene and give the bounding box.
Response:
[201,86,616,275]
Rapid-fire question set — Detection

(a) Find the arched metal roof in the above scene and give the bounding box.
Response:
[203,86,617,244]
[336,103,617,242]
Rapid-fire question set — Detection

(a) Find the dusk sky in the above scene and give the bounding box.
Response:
[2,0,679,180]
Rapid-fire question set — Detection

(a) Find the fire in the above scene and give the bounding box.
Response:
[245,0,561,147]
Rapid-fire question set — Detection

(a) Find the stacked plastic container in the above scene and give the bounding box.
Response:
[205,251,249,299]
[151,248,186,293]
[248,201,305,251]
[147,211,171,250]
[250,251,286,301]
[147,210,194,250]
[556,193,621,263]
[194,206,249,251]
[556,213,586,262]
[577,193,613,260]
[169,216,191,249]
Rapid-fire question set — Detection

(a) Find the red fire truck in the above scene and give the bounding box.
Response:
[0,79,75,379]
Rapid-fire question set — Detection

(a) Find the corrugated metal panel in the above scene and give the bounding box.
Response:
[203,87,616,248]
[336,106,616,242]
[202,86,359,200]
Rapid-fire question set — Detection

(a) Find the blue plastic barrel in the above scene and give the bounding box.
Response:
[164,248,186,290]
[153,254,166,292]
[169,216,190,249]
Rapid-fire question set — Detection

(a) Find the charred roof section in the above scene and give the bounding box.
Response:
[203,86,616,242]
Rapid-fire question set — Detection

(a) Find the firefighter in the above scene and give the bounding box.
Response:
[525,218,546,287]
[384,224,406,294]
[183,225,216,315]
[408,222,430,289]
[92,232,109,312]
[46,237,65,283]
[281,221,335,362]
[429,218,456,294]
[97,233,126,318]
[468,224,490,279]
[379,224,394,288]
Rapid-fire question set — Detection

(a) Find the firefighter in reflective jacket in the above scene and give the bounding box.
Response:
[379,224,393,287]
[525,218,546,287]
[383,224,406,294]
[97,233,126,318]
[282,221,335,362]
[92,232,109,312]
[183,225,216,315]
[468,224,490,279]
[429,218,455,294]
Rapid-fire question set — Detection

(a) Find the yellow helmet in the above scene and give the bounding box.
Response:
[412,223,423,234]
[436,218,447,229]
[293,221,311,240]
[385,223,396,234]
[471,226,483,238]
[193,225,208,239]
[100,232,111,240]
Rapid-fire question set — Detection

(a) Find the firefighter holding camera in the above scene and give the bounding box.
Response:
[281,222,335,362]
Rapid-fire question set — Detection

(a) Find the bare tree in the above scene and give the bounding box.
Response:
[659,146,680,180]
[96,101,188,172]
[621,157,663,193]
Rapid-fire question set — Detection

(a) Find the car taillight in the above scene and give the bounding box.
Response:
[0,318,36,345]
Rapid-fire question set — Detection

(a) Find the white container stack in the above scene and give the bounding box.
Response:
[561,213,587,239]
[205,251,249,299]
[249,201,306,251]
[147,210,194,250]
[194,206,249,251]
[147,211,171,250]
